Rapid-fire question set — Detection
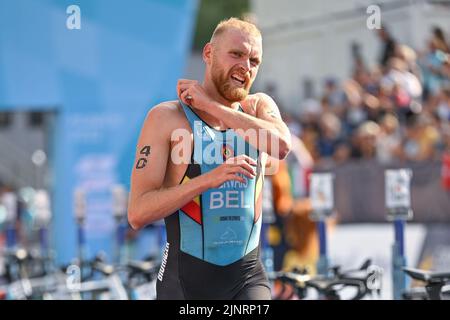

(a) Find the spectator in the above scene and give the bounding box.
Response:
[401,113,440,161]
[382,57,422,101]
[432,26,450,53]
[300,123,320,161]
[430,86,450,122]
[321,77,346,117]
[376,113,402,163]
[352,121,380,159]
[419,37,448,99]
[300,97,321,125]
[333,140,352,165]
[395,44,421,77]
[377,26,397,68]
[317,112,343,158]
[342,79,368,133]
[288,24,450,167]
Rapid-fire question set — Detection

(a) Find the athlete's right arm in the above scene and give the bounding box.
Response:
[127,104,257,230]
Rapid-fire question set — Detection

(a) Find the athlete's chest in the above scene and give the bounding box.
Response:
[164,102,261,187]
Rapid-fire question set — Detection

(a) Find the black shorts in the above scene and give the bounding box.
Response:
[156,246,271,300]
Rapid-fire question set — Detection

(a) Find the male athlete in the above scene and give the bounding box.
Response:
[128,18,291,300]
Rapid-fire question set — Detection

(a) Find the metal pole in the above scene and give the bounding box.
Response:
[309,173,334,277]
[316,220,329,276]
[385,169,412,300]
[392,218,407,300]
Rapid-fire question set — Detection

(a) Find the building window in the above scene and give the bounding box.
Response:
[0,112,13,128]
[28,111,45,128]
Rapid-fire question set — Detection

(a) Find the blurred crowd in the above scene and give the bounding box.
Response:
[266,25,450,275]
[283,25,450,166]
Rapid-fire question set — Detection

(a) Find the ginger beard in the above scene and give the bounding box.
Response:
[210,54,253,103]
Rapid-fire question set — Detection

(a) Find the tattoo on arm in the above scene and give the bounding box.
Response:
[135,158,148,169]
[135,145,151,169]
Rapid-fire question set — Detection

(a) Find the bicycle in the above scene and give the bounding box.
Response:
[402,267,450,300]
[269,259,383,300]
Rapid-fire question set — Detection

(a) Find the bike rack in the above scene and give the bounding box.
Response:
[309,173,334,277]
[385,169,413,300]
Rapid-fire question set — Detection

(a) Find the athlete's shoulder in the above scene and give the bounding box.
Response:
[147,100,183,116]
[142,100,186,132]
[146,100,185,122]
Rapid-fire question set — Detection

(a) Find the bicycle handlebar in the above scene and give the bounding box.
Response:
[270,260,383,300]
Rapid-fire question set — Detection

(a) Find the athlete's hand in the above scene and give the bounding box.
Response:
[177,79,214,112]
[202,155,257,189]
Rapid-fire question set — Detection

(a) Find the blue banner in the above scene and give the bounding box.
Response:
[0,0,198,264]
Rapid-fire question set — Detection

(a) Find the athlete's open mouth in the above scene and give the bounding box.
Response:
[230,74,246,86]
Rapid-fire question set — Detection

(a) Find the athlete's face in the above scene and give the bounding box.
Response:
[207,29,262,102]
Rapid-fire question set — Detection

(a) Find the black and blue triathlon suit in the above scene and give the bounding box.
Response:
[156,101,271,300]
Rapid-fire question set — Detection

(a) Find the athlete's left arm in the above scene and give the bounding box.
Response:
[211,93,292,159]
